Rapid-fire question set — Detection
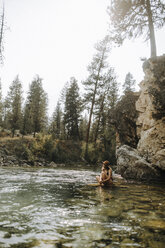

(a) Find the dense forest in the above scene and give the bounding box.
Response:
[0,37,137,164]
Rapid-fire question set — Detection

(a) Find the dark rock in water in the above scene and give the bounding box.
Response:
[49,161,57,167]
[141,219,165,231]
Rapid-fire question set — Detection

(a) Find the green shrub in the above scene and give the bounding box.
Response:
[50,140,82,163]
[43,137,55,161]
[21,145,35,162]
[81,141,116,165]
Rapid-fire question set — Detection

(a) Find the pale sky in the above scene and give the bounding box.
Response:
[0,0,165,116]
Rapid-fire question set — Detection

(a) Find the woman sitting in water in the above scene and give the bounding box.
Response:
[96,160,113,186]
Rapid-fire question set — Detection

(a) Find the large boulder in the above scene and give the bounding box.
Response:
[116,145,160,181]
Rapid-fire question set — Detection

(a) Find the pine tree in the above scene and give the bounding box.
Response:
[108,0,165,57]
[0,79,3,127]
[107,76,119,109]
[93,80,108,144]
[79,114,88,141]
[83,36,110,158]
[23,75,48,137]
[94,68,118,144]
[122,72,136,93]
[105,74,119,163]
[0,5,5,64]
[3,98,10,130]
[5,75,23,136]
[22,102,32,135]
[64,77,82,140]
[50,101,62,139]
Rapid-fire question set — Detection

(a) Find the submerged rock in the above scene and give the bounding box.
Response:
[141,219,165,231]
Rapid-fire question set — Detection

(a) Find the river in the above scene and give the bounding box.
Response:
[0,167,165,248]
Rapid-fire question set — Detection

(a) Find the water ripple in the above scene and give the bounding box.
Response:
[0,167,165,248]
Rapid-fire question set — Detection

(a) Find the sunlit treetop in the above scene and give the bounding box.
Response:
[108,0,165,57]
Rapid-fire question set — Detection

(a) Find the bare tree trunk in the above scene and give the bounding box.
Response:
[12,128,15,138]
[85,81,98,159]
[94,94,105,144]
[146,0,157,57]
[94,113,101,145]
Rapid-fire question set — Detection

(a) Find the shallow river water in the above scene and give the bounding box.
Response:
[0,167,165,248]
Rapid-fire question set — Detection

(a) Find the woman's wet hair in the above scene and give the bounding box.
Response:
[102,160,110,169]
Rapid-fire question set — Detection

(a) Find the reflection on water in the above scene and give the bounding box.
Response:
[0,167,165,248]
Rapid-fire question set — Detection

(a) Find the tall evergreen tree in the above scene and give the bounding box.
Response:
[23,75,48,137]
[3,98,10,130]
[107,74,119,110]
[79,114,88,141]
[64,77,82,140]
[122,72,136,93]
[83,36,110,157]
[105,74,119,163]
[93,68,118,145]
[5,75,23,136]
[108,0,165,57]
[22,101,32,135]
[0,5,5,64]
[0,79,3,126]
[50,101,62,139]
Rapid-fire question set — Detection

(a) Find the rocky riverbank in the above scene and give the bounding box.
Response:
[0,143,56,168]
[0,137,59,168]
[0,137,86,168]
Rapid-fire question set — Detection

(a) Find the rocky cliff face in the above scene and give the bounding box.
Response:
[136,56,165,170]
[116,55,165,180]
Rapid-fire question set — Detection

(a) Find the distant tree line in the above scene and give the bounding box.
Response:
[0,37,136,163]
[0,75,48,137]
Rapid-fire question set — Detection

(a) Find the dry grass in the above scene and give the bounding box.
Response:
[0,135,34,143]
